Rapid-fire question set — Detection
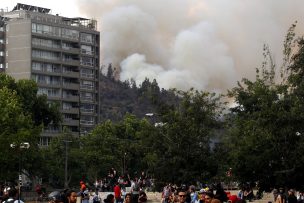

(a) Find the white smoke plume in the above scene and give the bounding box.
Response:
[77,0,304,93]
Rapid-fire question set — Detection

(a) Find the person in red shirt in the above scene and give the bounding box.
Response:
[114,182,122,203]
[80,181,86,192]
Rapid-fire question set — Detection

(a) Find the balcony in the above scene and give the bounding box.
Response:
[80,61,94,67]
[63,118,79,126]
[80,120,94,126]
[0,31,4,38]
[62,70,79,78]
[80,84,94,91]
[46,95,61,101]
[32,56,62,64]
[62,107,79,114]
[62,46,80,54]
[80,108,94,114]
[32,43,61,52]
[80,72,94,79]
[80,96,94,102]
[37,81,61,88]
[62,59,80,66]
[62,82,79,90]
[0,43,4,51]
[63,95,79,102]
[0,56,4,63]
[81,49,94,56]
[32,32,62,41]
[32,69,61,76]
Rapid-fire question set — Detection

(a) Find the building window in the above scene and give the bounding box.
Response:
[80,103,94,113]
[37,87,61,97]
[32,23,61,37]
[62,28,79,40]
[80,68,94,78]
[80,92,93,101]
[32,74,61,85]
[80,80,94,90]
[32,62,61,73]
[32,50,60,60]
[80,33,93,43]
[80,115,95,125]
[40,137,52,146]
[81,45,94,55]
[80,56,94,66]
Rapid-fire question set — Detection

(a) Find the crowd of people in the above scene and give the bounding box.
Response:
[160,183,304,203]
[93,168,153,193]
[2,172,304,203]
[77,168,150,203]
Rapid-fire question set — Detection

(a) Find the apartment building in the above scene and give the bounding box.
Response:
[0,3,100,145]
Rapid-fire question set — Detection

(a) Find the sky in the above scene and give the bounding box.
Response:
[2,0,304,93]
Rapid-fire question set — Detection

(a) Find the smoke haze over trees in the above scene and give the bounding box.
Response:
[77,0,304,93]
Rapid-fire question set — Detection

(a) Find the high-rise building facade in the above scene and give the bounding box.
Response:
[0,3,100,145]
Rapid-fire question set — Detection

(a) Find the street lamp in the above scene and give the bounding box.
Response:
[10,142,30,203]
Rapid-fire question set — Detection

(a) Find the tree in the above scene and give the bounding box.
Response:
[149,89,224,184]
[0,86,39,180]
[226,25,304,188]
[0,73,61,181]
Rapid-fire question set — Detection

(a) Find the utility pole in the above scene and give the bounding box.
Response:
[63,140,72,188]
[10,142,30,203]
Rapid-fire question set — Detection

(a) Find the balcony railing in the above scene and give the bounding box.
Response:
[80,108,94,113]
[80,73,94,79]
[80,84,94,90]
[80,120,94,125]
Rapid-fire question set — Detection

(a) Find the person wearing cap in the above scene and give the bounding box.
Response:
[197,190,206,203]
[48,191,64,203]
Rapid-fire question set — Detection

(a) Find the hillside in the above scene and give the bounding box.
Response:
[99,73,178,122]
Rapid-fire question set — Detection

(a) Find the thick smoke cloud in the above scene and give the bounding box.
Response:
[77,0,304,92]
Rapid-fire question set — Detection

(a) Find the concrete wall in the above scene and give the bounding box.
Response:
[5,19,32,80]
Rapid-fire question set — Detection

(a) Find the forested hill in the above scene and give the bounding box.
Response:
[99,71,179,122]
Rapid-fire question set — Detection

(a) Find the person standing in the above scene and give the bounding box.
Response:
[275,188,286,203]
[3,187,24,203]
[123,194,131,203]
[178,191,188,203]
[287,189,297,203]
[65,190,78,203]
[130,178,140,203]
[114,183,122,203]
[138,191,147,203]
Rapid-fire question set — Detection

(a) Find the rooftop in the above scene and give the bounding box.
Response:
[12,3,51,14]
[1,3,98,31]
